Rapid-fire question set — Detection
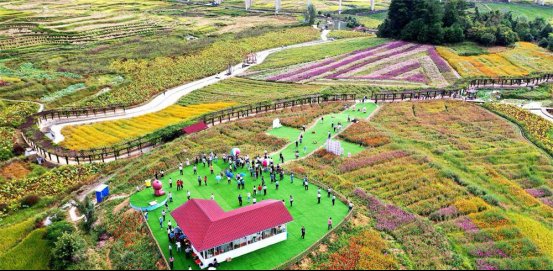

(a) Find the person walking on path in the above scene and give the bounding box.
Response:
[144,211,148,221]
[328,217,333,230]
[349,201,354,211]
[301,226,306,239]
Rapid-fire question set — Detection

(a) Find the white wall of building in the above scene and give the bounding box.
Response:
[194,232,288,269]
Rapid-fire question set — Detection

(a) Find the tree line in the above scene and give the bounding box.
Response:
[377,0,553,50]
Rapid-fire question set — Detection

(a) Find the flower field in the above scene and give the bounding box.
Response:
[0,164,102,211]
[437,42,553,78]
[178,78,324,106]
[0,127,15,161]
[256,41,457,87]
[90,27,320,107]
[484,103,553,156]
[61,102,234,150]
[283,100,553,270]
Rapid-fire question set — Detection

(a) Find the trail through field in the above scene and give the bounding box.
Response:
[268,102,377,163]
[46,30,333,144]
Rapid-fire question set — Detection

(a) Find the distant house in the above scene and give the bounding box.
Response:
[171,199,293,269]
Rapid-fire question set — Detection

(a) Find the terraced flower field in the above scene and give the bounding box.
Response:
[178,78,324,106]
[437,42,553,78]
[253,41,458,88]
[61,102,234,150]
[285,101,553,270]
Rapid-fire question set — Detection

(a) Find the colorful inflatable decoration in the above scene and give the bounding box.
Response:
[152,180,166,197]
[230,148,241,157]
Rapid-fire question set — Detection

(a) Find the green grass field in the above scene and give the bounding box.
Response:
[132,160,349,270]
[269,102,376,162]
[0,228,50,270]
[476,3,553,23]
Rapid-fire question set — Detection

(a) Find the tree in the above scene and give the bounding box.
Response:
[480,32,497,46]
[444,23,465,43]
[305,4,317,26]
[51,232,86,269]
[77,196,96,233]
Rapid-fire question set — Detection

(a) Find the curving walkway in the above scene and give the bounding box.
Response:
[45,29,332,144]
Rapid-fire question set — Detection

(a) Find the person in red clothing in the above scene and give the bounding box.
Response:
[204,176,208,186]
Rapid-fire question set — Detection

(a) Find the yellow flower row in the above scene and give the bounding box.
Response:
[61,102,234,150]
[437,42,553,77]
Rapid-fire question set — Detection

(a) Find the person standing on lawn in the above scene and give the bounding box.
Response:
[275,180,279,191]
[263,184,267,196]
[317,191,321,204]
[169,178,173,189]
[193,165,197,175]
[332,195,336,206]
[253,186,257,196]
[144,211,148,221]
[204,176,208,186]
[187,190,191,200]
[169,192,173,203]
[301,226,306,239]
[197,176,202,186]
[162,210,166,221]
[247,192,251,203]
[210,164,214,175]
[289,195,294,207]
[238,194,243,206]
[179,163,183,175]
[210,193,215,200]
[327,188,332,198]
[290,173,294,183]
[280,153,284,163]
[159,216,163,229]
[253,198,257,205]
[328,217,333,230]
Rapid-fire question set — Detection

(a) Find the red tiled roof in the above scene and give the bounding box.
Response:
[171,199,293,251]
[182,121,208,134]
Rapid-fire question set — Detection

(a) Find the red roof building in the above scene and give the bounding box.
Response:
[171,199,293,268]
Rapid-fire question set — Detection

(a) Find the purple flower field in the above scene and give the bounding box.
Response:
[265,40,455,87]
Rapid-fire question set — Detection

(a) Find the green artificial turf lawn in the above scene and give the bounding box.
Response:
[132,161,349,270]
[270,102,376,162]
[337,139,365,157]
[266,125,302,142]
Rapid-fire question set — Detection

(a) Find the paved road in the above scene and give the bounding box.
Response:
[46,29,332,144]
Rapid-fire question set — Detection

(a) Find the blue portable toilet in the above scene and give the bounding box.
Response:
[95,184,109,203]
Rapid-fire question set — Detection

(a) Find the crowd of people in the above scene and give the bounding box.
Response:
[145,149,354,270]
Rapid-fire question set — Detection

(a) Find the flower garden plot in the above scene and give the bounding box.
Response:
[437,42,553,78]
[61,102,234,150]
[259,41,457,88]
[269,102,376,163]
[130,159,349,270]
[283,100,553,269]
